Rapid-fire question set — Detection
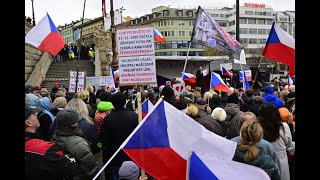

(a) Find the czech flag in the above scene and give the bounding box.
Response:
[210,72,231,93]
[221,67,233,78]
[263,22,295,76]
[287,76,293,88]
[25,13,65,56]
[242,71,250,91]
[189,152,270,180]
[121,99,236,179]
[142,99,154,119]
[154,28,166,43]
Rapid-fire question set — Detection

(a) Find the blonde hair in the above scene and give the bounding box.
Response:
[186,103,199,117]
[55,89,66,98]
[87,85,94,93]
[193,91,202,99]
[65,98,94,124]
[75,90,90,103]
[239,119,263,161]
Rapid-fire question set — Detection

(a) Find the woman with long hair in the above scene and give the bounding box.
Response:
[259,103,292,180]
[233,119,280,180]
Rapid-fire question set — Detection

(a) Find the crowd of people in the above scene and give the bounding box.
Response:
[25,77,295,180]
[52,44,95,62]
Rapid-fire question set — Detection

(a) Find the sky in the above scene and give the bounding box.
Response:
[25,0,295,26]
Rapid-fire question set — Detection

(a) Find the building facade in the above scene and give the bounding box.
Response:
[129,6,205,56]
[276,11,295,38]
[58,19,91,45]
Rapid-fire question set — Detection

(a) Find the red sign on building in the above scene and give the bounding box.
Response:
[244,3,266,8]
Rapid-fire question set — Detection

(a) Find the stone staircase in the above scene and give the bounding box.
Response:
[41,60,95,91]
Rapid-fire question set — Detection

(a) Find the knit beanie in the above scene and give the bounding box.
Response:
[278,107,290,122]
[118,161,140,180]
[97,101,114,112]
[110,92,126,109]
[55,109,80,128]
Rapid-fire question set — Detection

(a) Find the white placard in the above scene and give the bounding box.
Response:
[69,71,85,92]
[239,70,252,82]
[173,83,185,96]
[220,63,233,71]
[99,76,116,88]
[117,27,155,57]
[119,55,157,85]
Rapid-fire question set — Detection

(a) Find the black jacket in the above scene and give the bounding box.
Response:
[100,108,139,166]
[25,132,77,180]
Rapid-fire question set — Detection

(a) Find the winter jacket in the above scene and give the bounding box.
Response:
[230,136,281,172]
[222,103,244,139]
[263,86,284,109]
[100,108,139,166]
[195,112,224,137]
[233,146,281,180]
[25,132,77,180]
[51,127,100,180]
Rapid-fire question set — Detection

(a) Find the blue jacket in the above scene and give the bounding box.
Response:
[263,86,284,109]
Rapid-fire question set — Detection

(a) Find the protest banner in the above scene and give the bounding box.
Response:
[69,71,86,93]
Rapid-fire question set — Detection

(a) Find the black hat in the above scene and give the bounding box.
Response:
[25,107,41,121]
[55,109,80,128]
[110,92,126,109]
[227,93,239,104]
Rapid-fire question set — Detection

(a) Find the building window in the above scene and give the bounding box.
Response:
[168,20,173,26]
[239,38,247,44]
[178,21,185,26]
[266,19,274,25]
[248,19,256,24]
[141,18,144,22]
[147,16,150,20]
[189,20,194,26]
[240,28,248,34]
[255,11,263,15]
[171,31,175,36]
[258,29,266,34]
[177,10,183,16]
[153,14,156,18]
[211,14,219,17]
[163,10,169,16]
[249,29,257,34]
[257,19,265,24]
[163,21,167,26]
[249,38,257,44]
[135,19,138,24]
[187,11,193,17]
[179,31,185,37]
[280,25,288,32]
[220,14,224,17]
[265,12,272,16]
[279,17,288,22]
[240,18,246,24]
[229,20,235,26]
[189,31,192,37]
[293,18,295,22]
[219,22,227,27]
[245,11,253,15]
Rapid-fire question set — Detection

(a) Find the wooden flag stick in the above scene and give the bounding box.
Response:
[251,55,263,89]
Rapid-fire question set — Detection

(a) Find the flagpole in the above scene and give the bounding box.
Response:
[75,0,86,94]
[251,55,262,89]
[136,85,146,177]
[182,41,193,74]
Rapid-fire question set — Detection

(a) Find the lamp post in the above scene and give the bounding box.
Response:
[31,0,36,26]
[236,0,239,42]
[119,6,125,23]
[110,0,117,67]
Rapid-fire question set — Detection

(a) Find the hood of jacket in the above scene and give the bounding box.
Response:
[224,103,240,116]
[263,93,277,101]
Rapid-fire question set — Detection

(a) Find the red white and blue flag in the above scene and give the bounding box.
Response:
[242,71,250,91]
[121,99,237,179]
[210,72,232,93]
[154,28,166,43]
[287,76,293,88]
[189,152,270,180]
[182,72,197,84]
[263,22,295,76]
[25,13,65,56]
[141,99,154,119]
[221,67,233,78]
